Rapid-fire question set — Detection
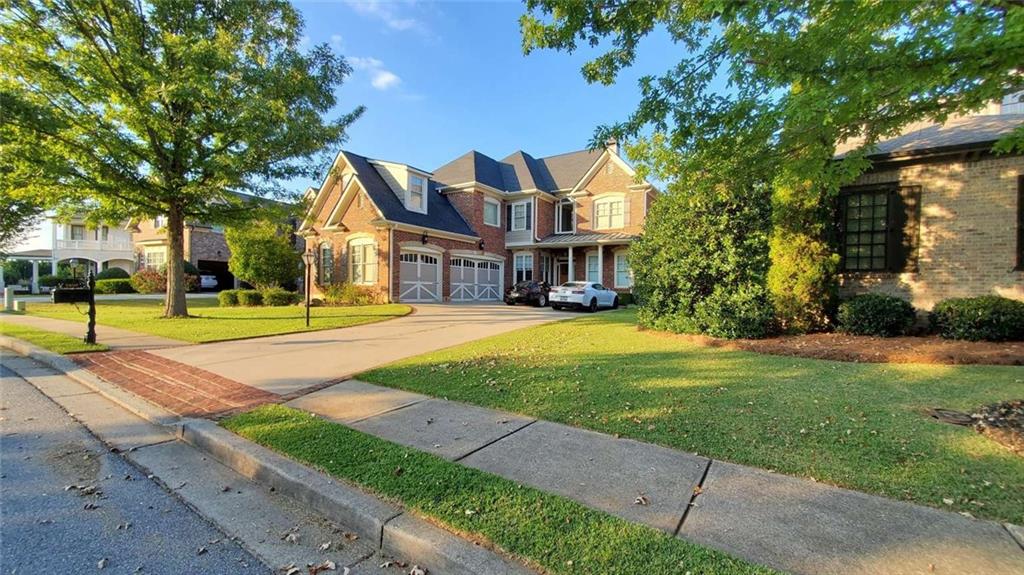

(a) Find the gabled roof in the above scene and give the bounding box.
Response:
[343,151,476,237]
[837,114,1024,159]
[432,147,607,193]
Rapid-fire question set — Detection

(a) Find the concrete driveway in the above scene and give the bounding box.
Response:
[153,304,573,396]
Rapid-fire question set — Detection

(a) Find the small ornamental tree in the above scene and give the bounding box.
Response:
[1,0,363,317]
[225,222,301,291]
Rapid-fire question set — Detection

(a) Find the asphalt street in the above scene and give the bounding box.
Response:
[0,364,270,575]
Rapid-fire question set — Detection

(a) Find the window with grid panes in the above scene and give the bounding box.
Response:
[841,191,889,271]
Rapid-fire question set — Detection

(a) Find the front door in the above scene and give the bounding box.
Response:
[556,260,569,285]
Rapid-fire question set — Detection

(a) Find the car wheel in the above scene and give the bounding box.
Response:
[535,294,547,307]
[612,296,619,309]
[588,298,598,313]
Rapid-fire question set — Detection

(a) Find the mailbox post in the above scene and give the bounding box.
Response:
[85,271,96,344]
[50,272,97,344]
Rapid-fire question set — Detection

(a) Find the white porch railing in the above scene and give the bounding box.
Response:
[55,239,134,252]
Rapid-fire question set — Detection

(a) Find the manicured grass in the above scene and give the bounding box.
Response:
[0,322,108,354]
[223,404,777,575]
[360,309,1024,524]
[24,299,411,343]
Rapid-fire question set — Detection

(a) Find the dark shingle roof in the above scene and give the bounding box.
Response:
[839,114,1024,159]
[344,151,477,238]
[432,148,605,193]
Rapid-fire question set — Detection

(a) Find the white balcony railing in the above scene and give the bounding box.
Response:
[55,239,134,253]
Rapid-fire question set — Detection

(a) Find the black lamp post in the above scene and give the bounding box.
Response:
[302,251,315,327]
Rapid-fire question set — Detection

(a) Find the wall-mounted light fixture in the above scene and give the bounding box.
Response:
[420,231,428,244]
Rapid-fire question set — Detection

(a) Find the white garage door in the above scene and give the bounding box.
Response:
[450,258,502,302]
[399,252,440,302]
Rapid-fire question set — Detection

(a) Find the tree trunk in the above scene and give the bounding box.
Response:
[164,204,189,318]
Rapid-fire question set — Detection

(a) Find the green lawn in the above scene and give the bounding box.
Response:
[360,309,1024,524]
[0,322,109,354]
[224,405,777,575]
[24,299,411,343]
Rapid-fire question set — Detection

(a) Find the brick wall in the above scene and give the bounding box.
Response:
[446,190,506,252]
[839,153,1023,309]
[535,196,555,239]
[187,228,229,264]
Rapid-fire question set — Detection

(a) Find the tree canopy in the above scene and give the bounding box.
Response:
[225,220,302,291]
[1,0,362,316]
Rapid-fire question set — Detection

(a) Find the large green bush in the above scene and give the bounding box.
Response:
[930,296,1024,342]
[96,267,130,280]
[225,222,302,290]
[218,289,240,307]
[236,289,263,306]
[837,294,915,337]
[130,268,165,293]
[322,282,377,306]
[94,278,135,294]
[631,176,775,339]
[38,274,61,287]
[262,287,300,306]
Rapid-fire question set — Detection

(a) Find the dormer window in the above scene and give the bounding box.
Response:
[407,174,427,214]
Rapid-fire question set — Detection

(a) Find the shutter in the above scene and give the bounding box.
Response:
[525,201,532,230]
[886,186,921,273]
[623,195,631,227]
[506,204,512,231]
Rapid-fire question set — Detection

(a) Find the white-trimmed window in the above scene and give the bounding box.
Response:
[153,215,167,229]
[483,198,500,227]
[144,247,166,269]
[586,253,600,283]
[407,174,427,214]
[555,199,574,234]
[348,238,377,285]
[514,253,533,283]
[510,201,530,231]
[614,252,632,288]
[319,241,334,284]
[594,197,625,229]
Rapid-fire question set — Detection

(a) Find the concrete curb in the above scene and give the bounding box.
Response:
[0,336,179,426]
[178,419,534,575]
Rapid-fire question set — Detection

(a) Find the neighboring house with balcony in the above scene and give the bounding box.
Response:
[299,141,658,303]
[52,216,136,275]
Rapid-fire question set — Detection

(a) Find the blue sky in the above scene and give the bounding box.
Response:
[294,0,678,184]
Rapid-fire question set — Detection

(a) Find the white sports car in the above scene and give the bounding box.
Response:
[549,281,620,312]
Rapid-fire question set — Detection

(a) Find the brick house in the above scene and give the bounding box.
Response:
[131,217,234,288]
[836,114,1024,310]
[299,142,658,303]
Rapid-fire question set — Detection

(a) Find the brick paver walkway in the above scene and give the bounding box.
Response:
[73,351,279,418]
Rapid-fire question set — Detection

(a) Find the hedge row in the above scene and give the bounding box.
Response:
[837,294,1024,341]
[218,288,300,307]
[94,278,135,294]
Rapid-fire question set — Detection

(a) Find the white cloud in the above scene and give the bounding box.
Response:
[370,70,401,90]
[347,56,402,91]
[348,56,383,70]
[345,0,422,32]
[329,34,345,52]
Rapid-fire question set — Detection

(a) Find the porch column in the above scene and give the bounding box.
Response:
[568,245,574,281]
[0,265,4,288]
[31,261,39,294]
[51,259,57,275]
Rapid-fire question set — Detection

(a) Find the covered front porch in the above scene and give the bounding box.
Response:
[530,232,636,291]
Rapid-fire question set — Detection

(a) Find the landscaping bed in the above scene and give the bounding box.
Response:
[223,404,778,575]
[23,299,411,343]
[359,309,1024,524]
[674,331,1024,366]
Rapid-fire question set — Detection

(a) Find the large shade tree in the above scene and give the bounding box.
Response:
[522,0,1024,332]
[1,0,363,316]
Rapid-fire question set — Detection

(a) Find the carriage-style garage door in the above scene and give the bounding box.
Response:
[399,252,441,302]
[450,258,502,302]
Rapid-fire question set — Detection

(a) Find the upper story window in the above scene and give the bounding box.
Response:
[508,200,531,232]
[70,225,86,240]
[594,197,625,229]
[555,199,574,234]
[99,226,109,241]
[483,198,500,227]
[407,174,427,214]
[154,215,167,229]
[348,238,377,285]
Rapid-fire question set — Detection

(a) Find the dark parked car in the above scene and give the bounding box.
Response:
[504,280,551,307]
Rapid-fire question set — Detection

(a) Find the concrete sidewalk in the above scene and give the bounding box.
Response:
[289,379,1024,575]
[0,313,186,350]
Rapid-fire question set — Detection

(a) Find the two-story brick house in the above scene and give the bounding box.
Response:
[299,142,658,303]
